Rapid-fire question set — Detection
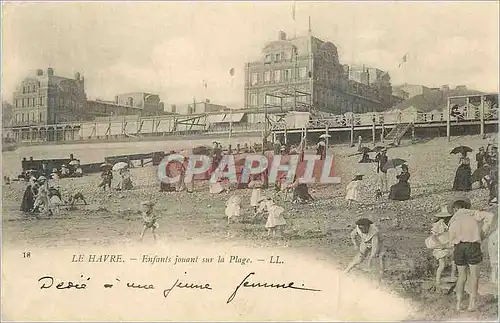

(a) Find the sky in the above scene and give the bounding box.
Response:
[1,1,499,109]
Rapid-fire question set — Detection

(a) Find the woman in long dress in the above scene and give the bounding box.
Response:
[119,168,133,190]
[452,152,472,191]
[389,164,411,201]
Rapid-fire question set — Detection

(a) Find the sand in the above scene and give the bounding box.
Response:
[2,134,498,321]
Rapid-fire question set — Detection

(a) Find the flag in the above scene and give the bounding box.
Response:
[203,80,208,90]
[398,54,408,68]
[292,2,296,20]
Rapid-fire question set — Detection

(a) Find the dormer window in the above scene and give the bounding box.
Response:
[275,53,281,62]
[128,97,134,106]
[264,54,271,64]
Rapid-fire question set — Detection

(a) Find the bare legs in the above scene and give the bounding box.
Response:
[140,226,157,242]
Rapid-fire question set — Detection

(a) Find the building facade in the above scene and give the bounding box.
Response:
[244,31,398,115]
[12,68,87,126]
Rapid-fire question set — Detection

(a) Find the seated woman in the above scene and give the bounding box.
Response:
[389,164,411,201]
[288,175,314,203]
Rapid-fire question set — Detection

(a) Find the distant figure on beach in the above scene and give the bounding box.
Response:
[452,152,472,191]
[425,206,456,287]
[286,174,314,204]
[476,147,486,169]
[20,179,38,214]
[248,177,263,214]
[375,148,389,193]
[273,139,282,155]
[344,218,385,274]
[345,175,363,207]
[359,151,373,163]
[99,168,113,191]
[60,164,70,178]
[118,168,133,191]
[389,164,411,201]
[140,201,157,242]
[316,138,326,160]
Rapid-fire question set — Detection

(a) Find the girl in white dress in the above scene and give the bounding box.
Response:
[258,197,286,237]
[225,195,242,224]
[346,175,363,207]
[425,206,456,286]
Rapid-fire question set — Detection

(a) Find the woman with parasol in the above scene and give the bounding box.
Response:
[389,163,411,201]
[451,146,473,191]
[113,162,133,191]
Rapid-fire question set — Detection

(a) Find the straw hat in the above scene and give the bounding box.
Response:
[37,176,47,182]
[434,205,453,218]
[52,168,58,173]
[447,196,472,214]
[141,200,155,207]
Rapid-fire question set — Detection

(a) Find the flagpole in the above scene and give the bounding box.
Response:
[292,1,296,38]
[229,75,234,147]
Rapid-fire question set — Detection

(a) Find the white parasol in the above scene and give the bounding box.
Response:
[319,134,331,139]
[69,160,80,166]
[112,162,129,171]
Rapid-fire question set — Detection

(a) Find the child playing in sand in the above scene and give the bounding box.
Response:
[425,206,456,286]
[257,197,286,237]
[344,218,385,274]
[225,195,242,224]
[345,175,363,207]
[140,201,158,242]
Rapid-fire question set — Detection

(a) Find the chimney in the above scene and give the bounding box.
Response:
[47,68,54,76]
[75,72,80,80]
[278,31,287,41]
[114,95,119,104]
[440,85,450,92]
[36,69,43,76]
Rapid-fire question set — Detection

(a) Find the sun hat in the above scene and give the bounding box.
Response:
[434,205,453,218]
[447,196,472,214]
[355,218,373,226]
[37,176,47,182]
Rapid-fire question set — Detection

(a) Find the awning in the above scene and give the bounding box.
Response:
[206,114,227,124]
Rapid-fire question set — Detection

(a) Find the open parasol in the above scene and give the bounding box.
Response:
[112,162,129,171]
[69,160,80,166]
[382,158,407,171]
[472,165,492,183]
[319,134,331,139]
[450,146,473,155]
[100,163,112,169]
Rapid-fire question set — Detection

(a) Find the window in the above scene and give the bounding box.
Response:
[299,67,307,79]
[39,112,43,122]
[15,114,19,122]
[251,73,259,85]
[274,70,281,83]
[15,100,19,108]
[264,54,271,63]
[275,53,281,62]
[250,93,258,106]
[21,113,25,122]
[31,113,35,122]
[39,97,42,106]
[284,69,291,81]
[128,97,134,106]
[264,71,271,84]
